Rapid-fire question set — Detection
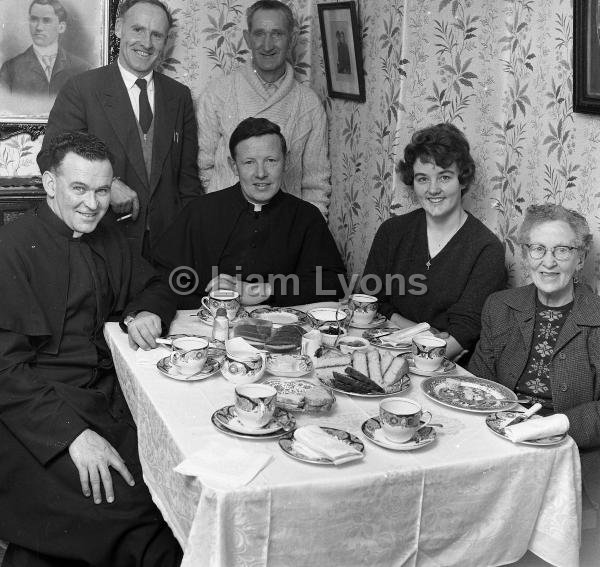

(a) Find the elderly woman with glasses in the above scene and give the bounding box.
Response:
[469,203,600,509]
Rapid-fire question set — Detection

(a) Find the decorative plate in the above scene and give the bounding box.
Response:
[317,375,410,398]
[401,354,456,377]
[421,375,518,412]
[262,378,335,412]
[266,353,314,377]
[211,406,294,439]
[250,306,314,327]
[307,307,347,324]
[196,307,249,326]
[486,412,568,446]
[362,327,412,351]
[348,313,387,329]
[278,427,364,465]
[361,417,436,450]
[156,354,223,381]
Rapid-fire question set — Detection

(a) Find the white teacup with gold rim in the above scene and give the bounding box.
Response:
[201,289,241,321]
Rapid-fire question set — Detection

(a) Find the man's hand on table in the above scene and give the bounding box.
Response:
[69,429,135,504]
[205,274,271,305]
[126,311,162,350]
[110,178,140,220]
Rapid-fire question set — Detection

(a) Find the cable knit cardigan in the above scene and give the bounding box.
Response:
[197,61,332,215]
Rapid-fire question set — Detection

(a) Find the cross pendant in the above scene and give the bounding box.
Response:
[426,259,431,271]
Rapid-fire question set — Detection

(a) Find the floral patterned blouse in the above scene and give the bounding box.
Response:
[515,297,573,411]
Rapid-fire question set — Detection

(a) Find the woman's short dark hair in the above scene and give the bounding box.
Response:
[229,117,287,159]
[397,123,476,194]
[518,203,593,256]
[41,131,114,173]
[117,0,173,28]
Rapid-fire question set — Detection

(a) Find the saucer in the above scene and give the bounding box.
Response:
[156,354,223,381]
[401,354,456,376]
[361,417,436,450]
[266,353,314,377]
[211,406,295,439]
[196,307,249,326]
[250,306,313,327]
[348,313,387,329]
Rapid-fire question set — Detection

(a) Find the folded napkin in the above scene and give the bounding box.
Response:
[383,323,432,344]
[293,425,363,465]
[174,437,272,490]
[504,413,570,443]
[225,337,263,361]
[135,345,170,365]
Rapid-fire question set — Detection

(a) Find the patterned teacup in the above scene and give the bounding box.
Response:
[411,336,446,372]
[349,293,378,325]
[169,337,209,376]
[379,398,432,443]
[201,290,241,321]
[234,383,277,428]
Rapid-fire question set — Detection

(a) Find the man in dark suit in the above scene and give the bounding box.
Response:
[0,0,91,97]
[39,0,202,260]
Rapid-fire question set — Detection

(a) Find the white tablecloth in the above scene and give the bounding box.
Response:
[104,304,582,567]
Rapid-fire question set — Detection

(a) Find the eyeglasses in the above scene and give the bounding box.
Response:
[523,243,580,261]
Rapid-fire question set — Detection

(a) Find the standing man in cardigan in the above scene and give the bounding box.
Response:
[197,0,332,216]
[39,0,201,261]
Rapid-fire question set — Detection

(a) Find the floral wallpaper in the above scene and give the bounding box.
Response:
[2,0,600,291]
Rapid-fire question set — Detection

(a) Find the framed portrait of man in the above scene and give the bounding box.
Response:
[0,0,112,125]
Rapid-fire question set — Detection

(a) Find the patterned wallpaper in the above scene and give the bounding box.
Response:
[2,0,600,290]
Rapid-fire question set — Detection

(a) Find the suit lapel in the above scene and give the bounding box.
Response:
[99,65,148,187]
[149,74,178,195]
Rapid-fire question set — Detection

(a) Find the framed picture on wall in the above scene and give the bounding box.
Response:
[0,0,116,132]
[574,0,600,114]
[317,1,365,102]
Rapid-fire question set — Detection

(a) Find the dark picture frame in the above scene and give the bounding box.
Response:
[317,1,365,102]
[574,0,600,114]
[0,0,119,140]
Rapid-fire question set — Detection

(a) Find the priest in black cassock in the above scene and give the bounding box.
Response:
[0,132,182,566]
[154,117,346,308]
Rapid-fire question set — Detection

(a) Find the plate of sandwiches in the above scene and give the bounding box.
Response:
[318,350,410,397]
[262,377,335,412]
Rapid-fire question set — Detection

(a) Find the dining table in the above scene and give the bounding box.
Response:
[104,302,582,567]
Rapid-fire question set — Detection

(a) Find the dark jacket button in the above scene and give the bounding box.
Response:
[559,352,566,360]
[560,383,568,392]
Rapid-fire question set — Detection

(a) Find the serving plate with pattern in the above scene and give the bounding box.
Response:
[250,306,314,327]
[278,427,364,464]
[421,375,518,412]
[486,412,567,446]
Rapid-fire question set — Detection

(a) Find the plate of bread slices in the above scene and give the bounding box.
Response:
[318,350,410,397]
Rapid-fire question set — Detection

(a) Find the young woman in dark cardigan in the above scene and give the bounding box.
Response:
[362,123,506,360]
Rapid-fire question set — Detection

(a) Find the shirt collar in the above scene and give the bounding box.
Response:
[233,183,284,213]
[32,44,58,58]
[117,61,153,90]
[252,62,287,92]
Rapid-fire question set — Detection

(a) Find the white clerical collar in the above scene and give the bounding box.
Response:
[117,61,153,90]
[33,43,58,58]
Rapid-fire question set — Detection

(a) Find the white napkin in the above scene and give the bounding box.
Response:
[293,425,363,465]
[225,337,263,360]
[382,323,431,344]
[504,413,570,443]
[135,345,170,365]
[174,437,272,490]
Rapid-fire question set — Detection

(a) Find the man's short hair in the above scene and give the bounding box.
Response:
[246,0,294,33]
[117,0,173,28]
[29,0,67,23]
[40,132,114,173]
[229,117,287,159]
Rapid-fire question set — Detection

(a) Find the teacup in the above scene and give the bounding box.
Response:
[234,383,277,428]
[221,352,266,384]
[201,290,241,321]
[349,293,378,325]
[169,337,209,376]
[411,336,447,372]
[379,398,432,443]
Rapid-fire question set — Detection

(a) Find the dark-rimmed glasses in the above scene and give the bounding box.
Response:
[523,243,580,261]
